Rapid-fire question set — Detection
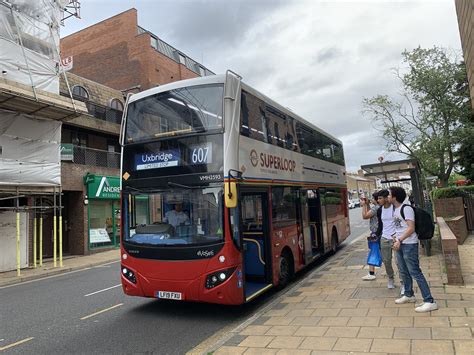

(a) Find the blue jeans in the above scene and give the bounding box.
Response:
[396,243,434,303]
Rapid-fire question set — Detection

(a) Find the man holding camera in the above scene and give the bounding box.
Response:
[375,189,403,291]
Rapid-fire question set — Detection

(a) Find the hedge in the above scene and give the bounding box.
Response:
[431,185,474,200]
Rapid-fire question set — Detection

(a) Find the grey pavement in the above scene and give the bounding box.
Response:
[204,234,474,355]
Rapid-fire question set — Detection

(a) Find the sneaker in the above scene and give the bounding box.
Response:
[387,278,395,289]
[400,284,405,295]
[415,301,438,313]
[362,274,376,281]
[395,295,416,304]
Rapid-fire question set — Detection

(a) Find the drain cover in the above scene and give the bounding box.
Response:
[350,287,399,299]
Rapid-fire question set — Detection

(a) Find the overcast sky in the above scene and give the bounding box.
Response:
[61,0,462,172]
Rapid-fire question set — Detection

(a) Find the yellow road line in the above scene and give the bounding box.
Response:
[80,303,123,320]
[0,337,34,351]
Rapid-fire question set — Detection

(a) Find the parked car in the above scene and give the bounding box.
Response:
[348,199,355,209]
[350,199,361,208]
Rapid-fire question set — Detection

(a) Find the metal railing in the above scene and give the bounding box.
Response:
[59,92,123,124]
[85,101,123,124]
[71,145,120,169]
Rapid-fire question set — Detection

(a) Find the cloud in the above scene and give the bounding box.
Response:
[62,0,462,172]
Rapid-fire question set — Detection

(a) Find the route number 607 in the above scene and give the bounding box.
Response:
[191,147,209,164]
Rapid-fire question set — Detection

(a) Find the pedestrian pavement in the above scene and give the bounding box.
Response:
[208,234,474,355]
[0,248,120,288]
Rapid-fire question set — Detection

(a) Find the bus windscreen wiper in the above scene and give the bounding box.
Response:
[167,181,201,189]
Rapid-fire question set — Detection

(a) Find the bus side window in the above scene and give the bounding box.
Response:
[240,92,250,137]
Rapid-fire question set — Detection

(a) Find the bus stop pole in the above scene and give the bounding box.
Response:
[16,193,20,276]
[33,198,37,268]
[53,187,57,267]
[59,187,63,267]
[39,197,43,267]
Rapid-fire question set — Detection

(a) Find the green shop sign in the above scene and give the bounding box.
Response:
[84,174,120,199]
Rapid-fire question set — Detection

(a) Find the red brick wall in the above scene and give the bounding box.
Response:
[61,9,200,92]
[445,216,468,244]
[433,197,465,218]
[455,0,474,110]
[438,217,464,285]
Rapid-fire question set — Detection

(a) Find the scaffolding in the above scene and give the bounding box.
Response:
[0,0,80,275]
[0,189,64,275]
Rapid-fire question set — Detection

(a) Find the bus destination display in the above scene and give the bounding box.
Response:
[134,143,212,171]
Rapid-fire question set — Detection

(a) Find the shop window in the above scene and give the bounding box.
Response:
[89,200,115,247]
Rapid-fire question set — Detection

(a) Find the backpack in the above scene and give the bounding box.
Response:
[400,204,434,240]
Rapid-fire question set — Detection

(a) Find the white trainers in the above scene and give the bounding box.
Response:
[387,278,395,289]
[415,302,438,313]
[395,295,416,304]
[362,274,376,281]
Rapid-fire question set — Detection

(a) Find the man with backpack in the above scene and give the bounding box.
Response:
[388,186,438,313]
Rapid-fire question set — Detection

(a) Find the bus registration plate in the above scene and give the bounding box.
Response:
[157,291,183,300]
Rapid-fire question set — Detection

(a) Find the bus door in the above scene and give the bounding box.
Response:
[307,189,325,257]
[240,190,273,301]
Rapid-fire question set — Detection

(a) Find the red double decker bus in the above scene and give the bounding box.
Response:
[119,71,349,304]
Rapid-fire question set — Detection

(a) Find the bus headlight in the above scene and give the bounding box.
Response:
[205,267,236,289]
[122,265,137,284]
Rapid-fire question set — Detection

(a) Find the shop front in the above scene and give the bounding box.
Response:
[84,174,120,249]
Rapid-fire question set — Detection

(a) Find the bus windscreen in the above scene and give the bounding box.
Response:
[125,186,224,247]
[125,84,224,143]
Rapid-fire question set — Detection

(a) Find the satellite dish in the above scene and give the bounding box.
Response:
[378,156,384,163]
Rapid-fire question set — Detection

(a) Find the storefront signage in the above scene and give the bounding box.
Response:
[86,175,120,199]
[90,228,111,243]
[135,149,180,170]
[61,144,73,161]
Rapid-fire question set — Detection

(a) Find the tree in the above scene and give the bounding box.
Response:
[363,46,473,187]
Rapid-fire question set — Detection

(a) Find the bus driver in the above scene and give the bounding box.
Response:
[163,203,189,228]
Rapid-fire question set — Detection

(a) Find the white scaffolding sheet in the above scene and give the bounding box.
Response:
[0,109,61,186]
[0,0,68,93]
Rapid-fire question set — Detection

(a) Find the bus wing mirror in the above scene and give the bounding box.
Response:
[225,182,237,208]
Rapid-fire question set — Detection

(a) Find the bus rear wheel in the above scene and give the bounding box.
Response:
[330,230,338,254]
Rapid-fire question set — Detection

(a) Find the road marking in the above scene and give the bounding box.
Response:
[84,284,121,297]
[92,260,120,268]
[0,337,34,351]
[80,303,123,320]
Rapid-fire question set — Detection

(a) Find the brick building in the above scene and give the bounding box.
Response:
[455,0,474,110]
[60,8,213,93]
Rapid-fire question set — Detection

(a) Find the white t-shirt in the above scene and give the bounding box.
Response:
[381,205,396,240]
[393,204,418,244]
[164,210,189,228]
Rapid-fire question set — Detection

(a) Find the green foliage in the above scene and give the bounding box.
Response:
[323,197,342,205]
[363,47,473,187]
[431,185,474,200]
